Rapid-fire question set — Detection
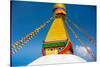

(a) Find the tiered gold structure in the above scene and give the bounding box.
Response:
[42,3,73,56]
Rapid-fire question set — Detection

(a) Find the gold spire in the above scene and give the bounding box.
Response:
[44,3,69,42]
[45,18,69,42]
[42,4,73,56]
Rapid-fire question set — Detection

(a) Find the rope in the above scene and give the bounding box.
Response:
[11,16,54,55]
[66,17,96,46]
[65,18,94,58]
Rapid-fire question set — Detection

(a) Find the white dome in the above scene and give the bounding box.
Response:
[28,54,86,66]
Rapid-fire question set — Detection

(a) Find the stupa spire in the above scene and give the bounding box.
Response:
[42,3,73,56]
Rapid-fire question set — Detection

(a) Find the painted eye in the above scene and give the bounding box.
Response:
[50,48,53,51]
[58,48,61,50]
[58,47,63,50]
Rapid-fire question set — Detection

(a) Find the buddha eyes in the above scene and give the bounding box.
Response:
[47,47,64,51]
[58,47,64,51]
[50,48,53,51]
[47,48,53,51]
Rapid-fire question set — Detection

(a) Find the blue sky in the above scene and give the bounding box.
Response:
[11,1,96,66]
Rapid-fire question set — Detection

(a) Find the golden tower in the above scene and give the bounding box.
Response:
[42,3,73,56]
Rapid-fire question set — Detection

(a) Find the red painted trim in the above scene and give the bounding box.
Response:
[42,48,45,56]
[58,41,72,54]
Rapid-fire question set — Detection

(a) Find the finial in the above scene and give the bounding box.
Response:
[53,3,66,17]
